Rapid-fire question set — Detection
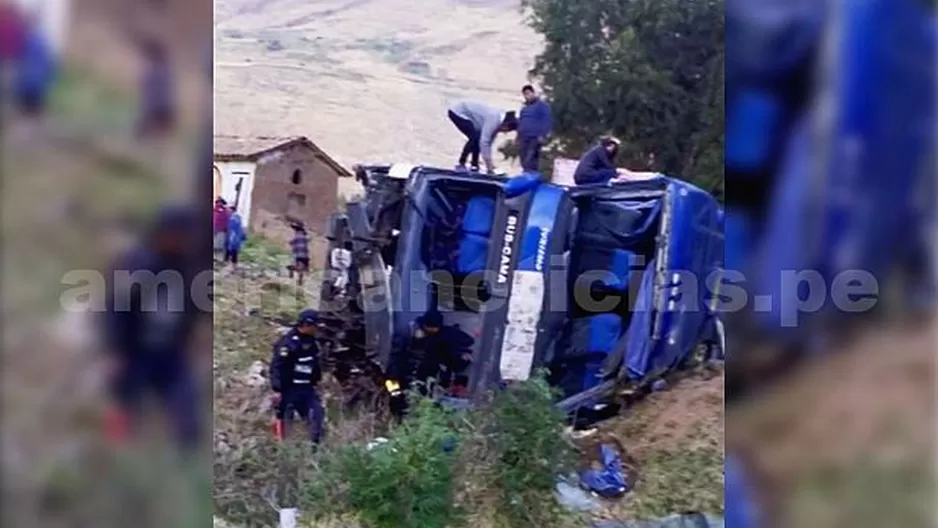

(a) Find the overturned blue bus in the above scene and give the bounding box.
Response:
[317,164,723,417]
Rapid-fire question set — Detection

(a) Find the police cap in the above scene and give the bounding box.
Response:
[297,309,320,326]
[418,311,443,328]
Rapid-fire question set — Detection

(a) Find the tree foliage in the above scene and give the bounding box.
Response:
[520,0,724,195]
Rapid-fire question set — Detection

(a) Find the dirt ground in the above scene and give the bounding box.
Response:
[579,370,725,522]
[728,318,936,527]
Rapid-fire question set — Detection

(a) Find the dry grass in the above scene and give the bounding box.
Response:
[585,371,725,521]
[214,0,541,172]
[728,319,937,527]
[213,241,726,526]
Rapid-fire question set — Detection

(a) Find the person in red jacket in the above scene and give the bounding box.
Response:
[213,197,231,261]
[0,3,26,62]
[0,3,27,104]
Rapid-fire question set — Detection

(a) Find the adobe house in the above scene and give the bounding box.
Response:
[213,135,351,247]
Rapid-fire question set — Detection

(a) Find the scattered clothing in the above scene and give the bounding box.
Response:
[579,444,630,498]
[448,99,509,171]
[555,479,603,512]
[574,142,620,185]
[329,246,352,293]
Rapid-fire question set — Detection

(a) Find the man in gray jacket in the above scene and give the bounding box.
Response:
[447,100,518,174]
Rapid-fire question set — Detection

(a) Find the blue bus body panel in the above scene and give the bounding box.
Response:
[626,178,723,379]
[517,184,565,274]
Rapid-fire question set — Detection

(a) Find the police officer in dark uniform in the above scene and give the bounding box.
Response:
[270,309,326,443]
[102,204,201,451]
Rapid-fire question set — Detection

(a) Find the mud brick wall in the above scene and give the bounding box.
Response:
[249,141,338,269]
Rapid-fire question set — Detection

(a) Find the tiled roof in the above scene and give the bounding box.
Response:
[213,135,303,157]
[213,135,352,177]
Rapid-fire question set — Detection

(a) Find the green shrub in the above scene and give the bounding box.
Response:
[215,376,578,528]
[326,397,463,528]
[483,375,577,526]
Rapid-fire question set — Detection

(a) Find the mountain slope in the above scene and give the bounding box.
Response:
[214,0,542,169]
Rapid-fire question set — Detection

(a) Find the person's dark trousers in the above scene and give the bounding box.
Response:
[448,110,481,170]
[519,135,541,172]
[111,357,201,451]
[280,387,326,443]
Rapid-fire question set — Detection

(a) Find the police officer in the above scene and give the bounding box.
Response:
[270,309,326,444]
[410,311,474,393]
[102,204,201,451]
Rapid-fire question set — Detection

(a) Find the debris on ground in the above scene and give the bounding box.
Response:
[242,360,267,387]
[555,478,603,512]
[579,444,630,498]
[593,512,724,528]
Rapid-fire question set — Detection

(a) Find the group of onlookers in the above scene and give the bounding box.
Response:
[213,197,246,267]
[446,85,630,185]
[213,197,311,284]
[0,1,177,142]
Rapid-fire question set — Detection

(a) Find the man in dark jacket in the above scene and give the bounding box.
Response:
[573,137,622,185]
[269,309,325,443]
[102,205,201,451]
[388,311,474,392]
[410,311,474,392]
[517,85,553,173]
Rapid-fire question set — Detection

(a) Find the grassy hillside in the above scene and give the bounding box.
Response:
[212,246,724,527]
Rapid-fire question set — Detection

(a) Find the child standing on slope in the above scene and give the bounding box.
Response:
[289,223,310,286]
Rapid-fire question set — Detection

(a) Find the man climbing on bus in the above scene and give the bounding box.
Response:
[447,99,518,174]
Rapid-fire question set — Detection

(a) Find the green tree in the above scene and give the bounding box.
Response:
[518,0,724,194]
